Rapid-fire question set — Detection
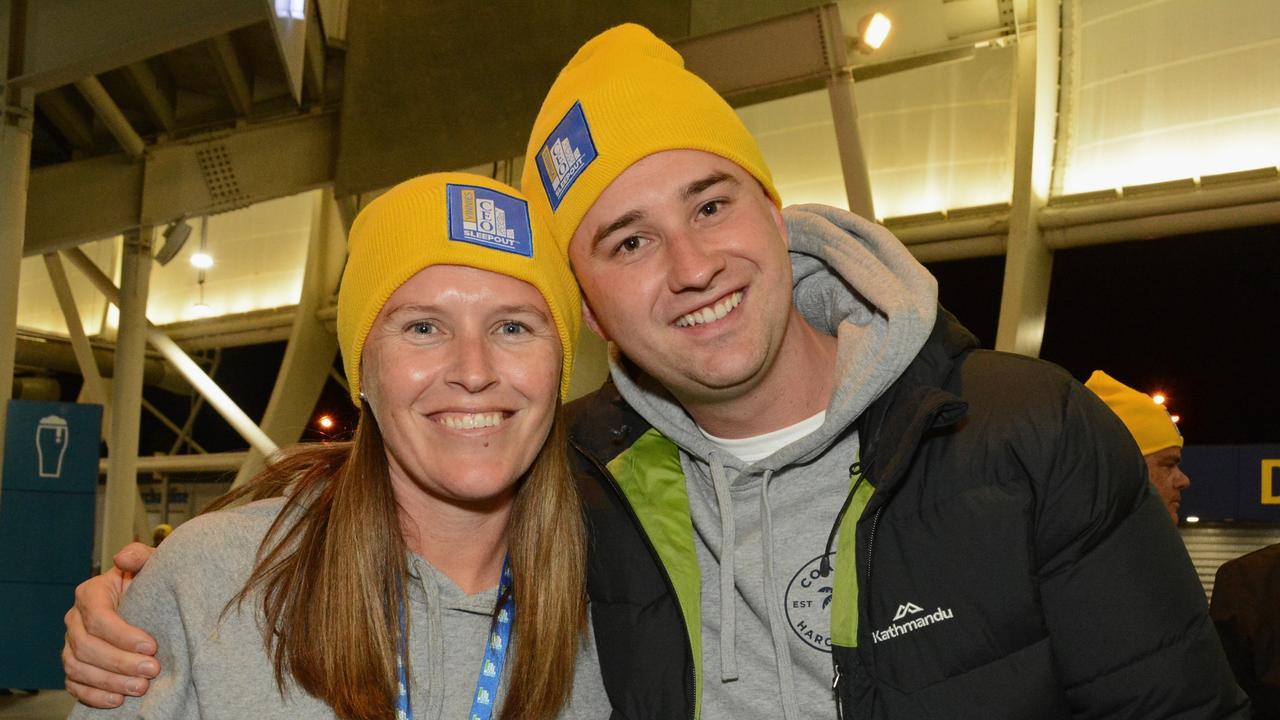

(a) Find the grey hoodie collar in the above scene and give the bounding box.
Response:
[608,203,939,470]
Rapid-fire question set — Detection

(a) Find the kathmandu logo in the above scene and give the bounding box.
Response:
[872,601,955,644]
[892,602,924,621]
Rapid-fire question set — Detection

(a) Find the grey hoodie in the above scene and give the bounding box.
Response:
[67,497,610,720]
[608,205,938,720]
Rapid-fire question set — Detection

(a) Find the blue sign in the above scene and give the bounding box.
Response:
[1180,444,1280,523]
[446,183,534,258]
[0,400,102,688]
[534,101,598,211]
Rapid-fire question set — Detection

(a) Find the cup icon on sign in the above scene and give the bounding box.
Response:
[36,415,70,479]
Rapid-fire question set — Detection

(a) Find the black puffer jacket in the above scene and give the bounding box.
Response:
[568,310,1248,720]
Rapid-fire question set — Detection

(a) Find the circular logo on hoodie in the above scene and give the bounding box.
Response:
[785,553,835,653]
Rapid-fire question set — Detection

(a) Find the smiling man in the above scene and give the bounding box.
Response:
[521,23,1244,720]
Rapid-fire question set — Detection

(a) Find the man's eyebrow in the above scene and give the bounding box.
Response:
[681,172,738,201]
[590,209,646,255]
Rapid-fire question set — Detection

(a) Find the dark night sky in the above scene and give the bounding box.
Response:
[929,223,1280,445]
[97,222,1278,455]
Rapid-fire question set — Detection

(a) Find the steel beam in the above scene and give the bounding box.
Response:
[42,253,107,404]
[0,77,34,498]
[25,110,338,256]
[10,0,264,92]
[994,0,1058,357]
[73,75,145,159]
[207,34,253,117]
[233,189,344,486]
[141,397,207,454]
[122,61,174,132]
[62,247,280,458]
[99,451,247,474]
[101,229,152,569]
[35,86,95,152]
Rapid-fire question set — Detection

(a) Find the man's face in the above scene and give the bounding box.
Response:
[1145,446,1191,524]
[568,150,794,405]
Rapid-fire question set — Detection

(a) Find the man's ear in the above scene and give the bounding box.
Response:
[581,297,612,343]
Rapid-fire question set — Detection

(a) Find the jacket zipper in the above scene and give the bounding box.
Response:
[571,438,698,720]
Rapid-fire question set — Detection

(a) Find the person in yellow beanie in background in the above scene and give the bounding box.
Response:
[1086,370,1191,525]
[64,173,609,720]
[517,22,1245,720]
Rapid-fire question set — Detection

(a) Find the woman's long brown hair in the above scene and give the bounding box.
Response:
[210,407,587,720]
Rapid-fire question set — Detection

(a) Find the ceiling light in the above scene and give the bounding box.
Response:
[1185,516,1200,523]
[1152,393,1166,405]
[190,252,214,269]
[855,12,892,53]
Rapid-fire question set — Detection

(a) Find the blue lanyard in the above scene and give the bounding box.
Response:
[396,557,515,720]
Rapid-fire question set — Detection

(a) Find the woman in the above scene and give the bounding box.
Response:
[70,173,608,719]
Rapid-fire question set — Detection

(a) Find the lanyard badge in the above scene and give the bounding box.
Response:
[396,557,515,720]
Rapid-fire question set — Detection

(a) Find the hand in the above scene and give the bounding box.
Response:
[63,543,160,708]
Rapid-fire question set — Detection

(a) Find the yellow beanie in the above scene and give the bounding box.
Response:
[337,173,581,404]
[1084,370,1183,456]
[521,23,781,253]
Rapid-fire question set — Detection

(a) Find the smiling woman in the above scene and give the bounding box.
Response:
[65,173,607,720]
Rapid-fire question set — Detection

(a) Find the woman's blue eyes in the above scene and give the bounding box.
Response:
[409,321,436,335]
[499,321,527,335]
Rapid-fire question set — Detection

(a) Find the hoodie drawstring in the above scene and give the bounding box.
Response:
[709,452,739,683]
[760,468,801,720]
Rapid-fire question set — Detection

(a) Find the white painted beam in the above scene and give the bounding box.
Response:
[101,229,152,569]
[24,110,338,256]
[73,74,145,159]
[62,247,280,458]
[0,85,36,498]
[36,86,96,152]
[207,34,253,117]
[994,0,1059,357]
[122,61,175,132]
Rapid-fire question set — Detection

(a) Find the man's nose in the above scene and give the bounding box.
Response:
[666,233,726,292]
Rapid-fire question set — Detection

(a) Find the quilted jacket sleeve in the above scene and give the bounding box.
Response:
[1033,380,1248,719]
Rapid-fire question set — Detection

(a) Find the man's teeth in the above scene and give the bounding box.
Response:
[438,413,504,430]
[676,291,743,328]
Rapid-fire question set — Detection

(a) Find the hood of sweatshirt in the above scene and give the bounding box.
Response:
[606,204,938,719]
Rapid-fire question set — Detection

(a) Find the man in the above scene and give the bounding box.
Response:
[1085,370,1191,524]
[64,23,1245,719]
[1212,543,1280,719]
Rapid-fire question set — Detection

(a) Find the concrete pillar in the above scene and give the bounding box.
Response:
[100,229,152,568]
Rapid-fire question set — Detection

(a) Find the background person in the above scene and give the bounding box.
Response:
[1212,542,1280,719]
[1085,369,1190,524]
[66,173,605,720]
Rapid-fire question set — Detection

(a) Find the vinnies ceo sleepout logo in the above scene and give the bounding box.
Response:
[446,184,533,258]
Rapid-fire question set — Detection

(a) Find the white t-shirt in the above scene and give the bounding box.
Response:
[697,411,827,463]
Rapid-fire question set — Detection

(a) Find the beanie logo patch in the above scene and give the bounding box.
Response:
[535,102,597,211]
[446,184,533,258]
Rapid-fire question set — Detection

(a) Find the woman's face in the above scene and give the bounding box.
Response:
[361,265,562,512]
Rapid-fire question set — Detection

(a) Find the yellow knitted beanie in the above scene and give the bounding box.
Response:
[521,23,780,253]
[337,173,581,404]
[1084,370,1183,456]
